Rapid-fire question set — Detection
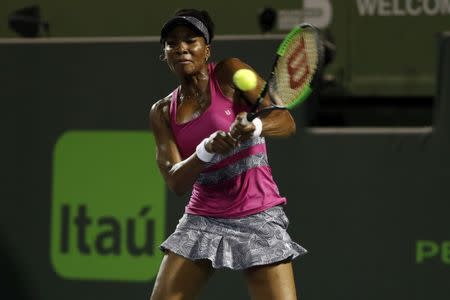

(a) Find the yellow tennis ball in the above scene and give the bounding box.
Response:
[233,69,258,91]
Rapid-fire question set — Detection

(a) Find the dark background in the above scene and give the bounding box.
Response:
[1,33,450,300]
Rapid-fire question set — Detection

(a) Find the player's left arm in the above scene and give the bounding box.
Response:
[216,58,296,140]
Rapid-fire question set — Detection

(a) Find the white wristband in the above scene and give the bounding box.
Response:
[195,138,215,162]
[252,117,263,137]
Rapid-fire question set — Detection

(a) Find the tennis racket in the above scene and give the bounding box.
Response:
[242,23,324,123]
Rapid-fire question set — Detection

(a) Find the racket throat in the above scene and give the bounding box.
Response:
[247,106,288,121]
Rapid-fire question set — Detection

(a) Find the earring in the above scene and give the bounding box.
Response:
[159,53,166,61]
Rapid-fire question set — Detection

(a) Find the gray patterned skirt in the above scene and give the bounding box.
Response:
[160,206,307,270]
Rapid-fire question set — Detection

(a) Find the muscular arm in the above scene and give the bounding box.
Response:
[216,58,296,138]
[149,97,237,196]
[149,98,205,196]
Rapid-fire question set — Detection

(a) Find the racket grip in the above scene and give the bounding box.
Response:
[246,112,257,122]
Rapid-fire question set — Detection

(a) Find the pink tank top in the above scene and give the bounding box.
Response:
[169,63,286,218]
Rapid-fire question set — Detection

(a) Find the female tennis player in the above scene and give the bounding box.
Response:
[149,9,307,300]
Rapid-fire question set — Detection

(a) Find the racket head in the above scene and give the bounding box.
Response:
[267,23,324,110]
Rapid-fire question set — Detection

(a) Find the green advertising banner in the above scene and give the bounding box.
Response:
[51,131,165,281]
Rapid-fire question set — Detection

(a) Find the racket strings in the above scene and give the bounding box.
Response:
[270,30,319,107]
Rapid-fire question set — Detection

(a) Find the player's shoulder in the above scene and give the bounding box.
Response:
[149,93,173,121]
[214,58,253,83]
[216,57,248,72]
[151,93,172,110]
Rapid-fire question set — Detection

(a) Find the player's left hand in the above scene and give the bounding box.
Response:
[229,112,256,142]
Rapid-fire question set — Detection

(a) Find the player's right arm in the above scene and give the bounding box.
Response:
[149,96,236,196]
[150,96,205,196]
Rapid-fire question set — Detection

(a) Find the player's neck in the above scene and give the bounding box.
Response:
[180,73,209,99]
